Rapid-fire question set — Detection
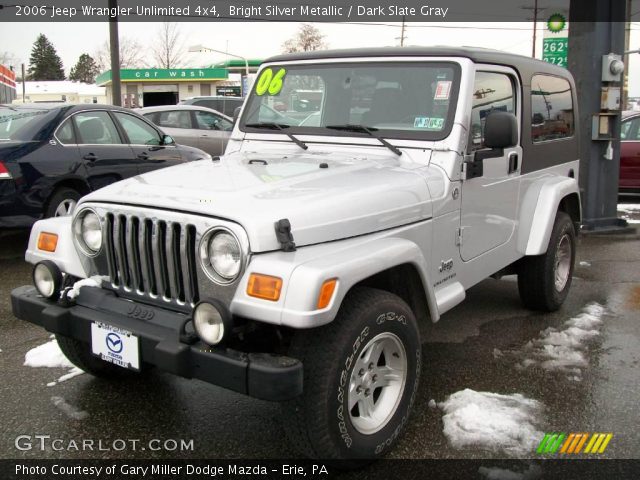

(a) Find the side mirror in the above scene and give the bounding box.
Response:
[233,106,242,125]
[161,134,175,146]
[483,111,518,149]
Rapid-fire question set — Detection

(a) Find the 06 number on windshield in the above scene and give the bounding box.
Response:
[255,68,286,96]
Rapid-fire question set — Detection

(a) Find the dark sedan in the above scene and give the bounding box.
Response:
[0,103,211,227]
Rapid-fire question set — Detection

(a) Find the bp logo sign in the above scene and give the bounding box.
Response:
[547,13,566,33]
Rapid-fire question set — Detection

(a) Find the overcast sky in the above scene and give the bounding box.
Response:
[2,21,640,95]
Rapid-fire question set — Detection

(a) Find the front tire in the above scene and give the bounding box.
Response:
[283,287,421,459]
[518,211,576,311]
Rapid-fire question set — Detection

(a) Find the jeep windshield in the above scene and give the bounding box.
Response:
[240,62,460,141]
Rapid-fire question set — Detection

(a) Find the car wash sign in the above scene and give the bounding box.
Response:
[542,13,568,68]
[97,68,228,85]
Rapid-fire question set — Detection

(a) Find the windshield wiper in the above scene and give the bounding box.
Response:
[325,124,402,156]
[244,122,308,151]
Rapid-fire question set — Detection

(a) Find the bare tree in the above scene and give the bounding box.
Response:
[0,51,19,67]
[282,24,327,53]
[152,22,184,69]
[95,37,147,71]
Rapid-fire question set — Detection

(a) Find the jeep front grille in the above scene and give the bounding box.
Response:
[104,213,200,306]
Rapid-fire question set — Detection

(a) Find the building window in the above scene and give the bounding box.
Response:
[531,75,573,142]
[188,85,194,93]
[93,96,98,103]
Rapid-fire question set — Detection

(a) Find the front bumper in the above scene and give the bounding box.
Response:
[11,285,303,401]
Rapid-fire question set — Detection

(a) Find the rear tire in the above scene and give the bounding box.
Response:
[55,334,138,378]
[518,211,576,311]
[45,187,81,218]
[283,287,421,459]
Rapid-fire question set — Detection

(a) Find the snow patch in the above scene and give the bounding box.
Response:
[51,396,89,420]
[24,340,84,386]
[512,302,605,379]
[479,464,542,480]
[439,389,543,456]
[617,204,640,213]
[65,276,106,300]
[47,367,84,387]
[428,399,437,409]
[579,261,591,267]
[24,340,74,369]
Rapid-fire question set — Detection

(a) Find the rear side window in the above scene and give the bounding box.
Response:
[469,72,516,151]
[621,117,640,140]
[56,118,76,144]
[531,75,574,142]
[74,111,122,145]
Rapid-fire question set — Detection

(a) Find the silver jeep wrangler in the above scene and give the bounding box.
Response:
[12,47,581,459]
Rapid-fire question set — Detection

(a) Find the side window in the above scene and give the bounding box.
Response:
[469,72,516,151]
[56,117,76,144]
[531,75,574,142]
[155,110,193,129]
[113,112,161,145]
[195,110,233,131]
[621,117,640,140]
[74,111,122,145]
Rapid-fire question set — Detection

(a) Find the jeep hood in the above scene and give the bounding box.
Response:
[81,150,433,252]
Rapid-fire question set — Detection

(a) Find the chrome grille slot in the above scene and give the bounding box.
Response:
[105,213,199,306]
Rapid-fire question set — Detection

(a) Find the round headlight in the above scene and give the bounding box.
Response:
[75,210,102,255]
[208,231,241,280]
[33,261,63,299]
[193,302,226,345]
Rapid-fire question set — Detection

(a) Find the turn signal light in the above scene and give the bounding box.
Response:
[37,232,58,252]
[317,278,338,309]
[247,273,283,301]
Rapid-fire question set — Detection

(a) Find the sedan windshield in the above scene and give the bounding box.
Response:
[241,62,460,141]
[0,106,56,141]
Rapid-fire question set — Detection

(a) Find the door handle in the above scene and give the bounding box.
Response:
[83,153,98,162]
[137,152,149,160]
[508,152,519,174]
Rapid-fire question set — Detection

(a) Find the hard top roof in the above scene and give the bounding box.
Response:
[264,46,571,80]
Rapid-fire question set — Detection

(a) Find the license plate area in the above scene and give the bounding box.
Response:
[91,322,140,371]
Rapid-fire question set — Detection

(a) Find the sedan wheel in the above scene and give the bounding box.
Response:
[53,198,77,217]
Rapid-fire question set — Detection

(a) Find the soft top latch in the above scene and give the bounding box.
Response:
[275,219,296,252]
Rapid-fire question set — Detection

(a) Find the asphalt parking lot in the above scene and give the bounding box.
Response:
[0,205,638,464]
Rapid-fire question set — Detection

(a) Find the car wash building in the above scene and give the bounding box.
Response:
[96,67,233,107]
[0,64,16,104]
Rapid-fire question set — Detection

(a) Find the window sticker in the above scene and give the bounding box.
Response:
[255,67,287,96]
[434,80,452,100]
[414,117,445,130]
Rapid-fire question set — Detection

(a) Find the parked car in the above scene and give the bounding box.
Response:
[0,103,211,227]
[179,96,244,117]
[620,111,640,194]
[139,105,233,156]
[13,47,581,460]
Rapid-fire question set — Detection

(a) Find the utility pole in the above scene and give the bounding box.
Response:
[397,17,406,46]
[568,0,628,232]
[108,0,121,106]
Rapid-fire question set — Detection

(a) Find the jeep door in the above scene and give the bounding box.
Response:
[459,68,522,261]
[112,111,184,176]
[73,110,139,191]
